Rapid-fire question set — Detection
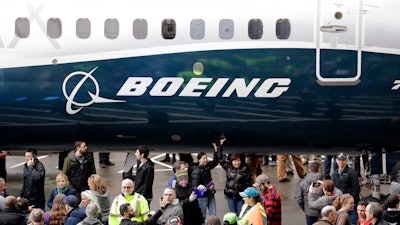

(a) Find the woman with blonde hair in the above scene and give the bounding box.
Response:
[333,194,355,225]
[47,173,78,209]
[44,193,67,225]
[88,174,110,225]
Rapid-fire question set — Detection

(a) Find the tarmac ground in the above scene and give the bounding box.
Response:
[3,152,390,225]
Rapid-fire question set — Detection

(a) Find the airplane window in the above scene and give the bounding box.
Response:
[248,19,263,40]
[219,19,234,40]
[47,18,62,39]
[276,18,290,39]
[15,17,30,38]
[133,19,148,39]
[76,18,91,39]
[190,19,205,40]
[105,18,119,39]
[162,19,176,39]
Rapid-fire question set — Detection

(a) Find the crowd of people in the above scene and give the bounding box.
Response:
[0,139,399,225]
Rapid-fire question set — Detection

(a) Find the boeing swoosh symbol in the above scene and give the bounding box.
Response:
[62,67,125,115]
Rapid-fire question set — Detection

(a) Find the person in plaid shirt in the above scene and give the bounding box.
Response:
[253,174,282,225]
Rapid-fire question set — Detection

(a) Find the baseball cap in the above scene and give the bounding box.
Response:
[253,174,270,187]
[336,152,347,160]
[63,195,79,208]
[239,187,259,198]
[223,212,238,224]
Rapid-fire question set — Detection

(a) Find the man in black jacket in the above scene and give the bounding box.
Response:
[0,195,27,225]
[20,148,46,210]
[332,152,360,225]
[63,141,96,194]
[134,145,155,204]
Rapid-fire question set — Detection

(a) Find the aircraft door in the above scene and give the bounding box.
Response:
[316,0,363,85]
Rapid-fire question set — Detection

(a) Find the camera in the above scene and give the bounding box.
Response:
[193,188,205,197]
[312,181,321,187]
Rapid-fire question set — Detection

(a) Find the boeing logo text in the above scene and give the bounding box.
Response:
[117,77,291,98]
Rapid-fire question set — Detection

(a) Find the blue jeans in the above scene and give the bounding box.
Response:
[306,215,318,225]
[227,197,244,216]
[323,155,338,178]
[198,195,216,222]
[99,152,110,163]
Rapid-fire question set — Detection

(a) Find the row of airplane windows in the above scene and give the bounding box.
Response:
[14,17,291,40]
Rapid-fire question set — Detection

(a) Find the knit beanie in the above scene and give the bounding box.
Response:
[176,170,188,182]
[389,181,400,195]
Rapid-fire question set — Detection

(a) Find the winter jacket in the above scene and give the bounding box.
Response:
[135,159,155,202]
[156,199,183,225]
[0,208,27,225]
[47,185,78,208]
[94,190,111,224]
[64,207,86,225]
[190,151,219,198]
[382,209,400,224]
[20,160,46,207]
[296,172,323,217]
[77,216,103,225]
[335,209,351,225]
[220,158,251,200]
[63,150,96,194]
[175,182,203,225]
[332,165,360,204]
[308,187,342,211]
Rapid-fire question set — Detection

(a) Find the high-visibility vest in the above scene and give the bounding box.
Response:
[108,193,149,225]
[238,202,267,225]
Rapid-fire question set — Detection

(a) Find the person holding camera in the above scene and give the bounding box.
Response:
[189,138,223,222]
[175,170,204,225]
[296,162,323,225]
[156,187,183,225]
[20,148,46,210]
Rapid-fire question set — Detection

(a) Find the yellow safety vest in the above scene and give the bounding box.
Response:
[108,193,149,225]
[238,202,267,225]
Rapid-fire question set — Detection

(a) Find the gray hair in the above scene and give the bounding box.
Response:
[321,205,336,218]
[29,208,44,223]
[366,202,383,219]
[86,203,100,217]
